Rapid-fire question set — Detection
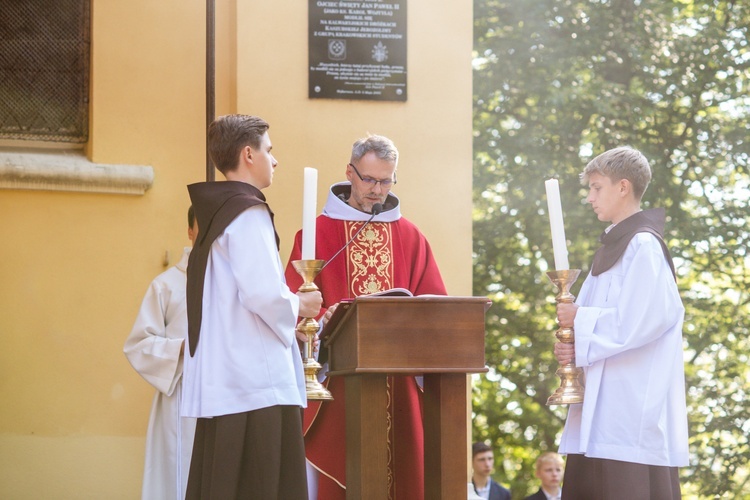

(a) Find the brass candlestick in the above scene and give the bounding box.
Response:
[546,269,585,405]
[292,259,333,401]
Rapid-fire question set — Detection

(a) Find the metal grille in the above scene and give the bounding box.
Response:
[0,0,90,143]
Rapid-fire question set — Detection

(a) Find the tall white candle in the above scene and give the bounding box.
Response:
[302,167,318,260]
[545,178,570,270]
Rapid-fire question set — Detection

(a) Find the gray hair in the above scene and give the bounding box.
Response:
[581,146,652,199]
[350,134,399,165]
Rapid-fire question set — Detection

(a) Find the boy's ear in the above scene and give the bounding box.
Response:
[619,178,631,196]
[238,145,253,169]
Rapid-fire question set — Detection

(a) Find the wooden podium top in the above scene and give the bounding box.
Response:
[321,296,490,376]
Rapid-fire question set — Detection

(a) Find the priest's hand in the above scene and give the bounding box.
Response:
[556,302,578,328]
[298,290,323,318]
[554,342,575,365]
[322,302,339,324]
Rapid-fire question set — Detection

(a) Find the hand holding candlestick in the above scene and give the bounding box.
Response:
[543,178,584,404]
[292,259,333,401]
[546,270,585,405]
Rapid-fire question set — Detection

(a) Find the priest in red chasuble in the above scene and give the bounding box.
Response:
[285,134,447,500]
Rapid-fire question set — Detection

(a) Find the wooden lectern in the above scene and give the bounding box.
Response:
[322,295,489,500]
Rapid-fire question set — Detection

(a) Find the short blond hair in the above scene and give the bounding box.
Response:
[535,451,564,472]
[581,146,652,200]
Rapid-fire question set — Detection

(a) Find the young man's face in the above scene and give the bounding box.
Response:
[536,460,563,492]
[345,151,396,213]
[586,172,628,224]
[472,451,494,478]
[248,131,277,189]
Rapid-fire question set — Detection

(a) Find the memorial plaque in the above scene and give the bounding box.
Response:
[309,0,407,101]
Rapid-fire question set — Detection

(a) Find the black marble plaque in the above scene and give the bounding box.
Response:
[309,0,407,101]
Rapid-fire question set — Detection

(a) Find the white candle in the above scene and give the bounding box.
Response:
[301,167,318,260]
[545,178,570,270]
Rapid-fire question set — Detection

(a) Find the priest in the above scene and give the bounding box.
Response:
[285,134,447,500]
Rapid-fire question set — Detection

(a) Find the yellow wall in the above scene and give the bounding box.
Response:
[0,0,473,497]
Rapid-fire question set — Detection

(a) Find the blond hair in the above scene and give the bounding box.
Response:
[535,451,564,472]
[581,146,652,200]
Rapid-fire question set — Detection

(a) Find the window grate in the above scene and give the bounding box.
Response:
[0,0,90,143]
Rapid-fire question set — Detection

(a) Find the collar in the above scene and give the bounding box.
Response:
[599,208,665,246]
[176,247,191,272]
[472,477,491,492]
[591,207,675,277]
[322,182,402,222]
[541,487,562,500]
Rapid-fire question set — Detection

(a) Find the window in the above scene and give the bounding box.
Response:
[0,0,90,144]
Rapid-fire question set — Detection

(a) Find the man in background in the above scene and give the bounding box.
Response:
[471,442,511,500]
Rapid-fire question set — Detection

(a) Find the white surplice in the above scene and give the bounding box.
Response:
[181,206,306,419]
[558,232,689,467]
[124,247,196,500]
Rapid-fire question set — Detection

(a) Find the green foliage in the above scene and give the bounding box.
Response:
[472,0,750,497]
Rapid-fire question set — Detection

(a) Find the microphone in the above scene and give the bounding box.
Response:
[320,203,383,271]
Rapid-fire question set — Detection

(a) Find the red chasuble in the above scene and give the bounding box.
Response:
[285,211,446,500]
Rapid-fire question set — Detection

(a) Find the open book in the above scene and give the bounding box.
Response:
[340,288,447,302]
[345,287,412,299]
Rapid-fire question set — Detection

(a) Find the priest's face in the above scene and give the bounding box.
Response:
[346,151,396,213]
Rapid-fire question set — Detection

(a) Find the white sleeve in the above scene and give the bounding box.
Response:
[123,280,184,396]
[225,206,300,347]
[574,233,683,367]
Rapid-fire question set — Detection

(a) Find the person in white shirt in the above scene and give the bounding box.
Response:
[554,146,689,499]
[124,206,198,500]
[182,114,322,499]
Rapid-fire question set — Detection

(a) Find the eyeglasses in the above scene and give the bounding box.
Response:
[348,163,397,187]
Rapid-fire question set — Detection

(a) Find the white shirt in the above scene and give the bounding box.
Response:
[182,206,306,418]
[474,482,490,499]
[541,487,561,500]
[558,232,689,466]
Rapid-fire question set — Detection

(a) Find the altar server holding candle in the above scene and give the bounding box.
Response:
[183,114,322,499]
[553,146,688,500]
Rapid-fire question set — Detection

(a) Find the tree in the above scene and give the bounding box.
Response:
[472,0,750,497]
